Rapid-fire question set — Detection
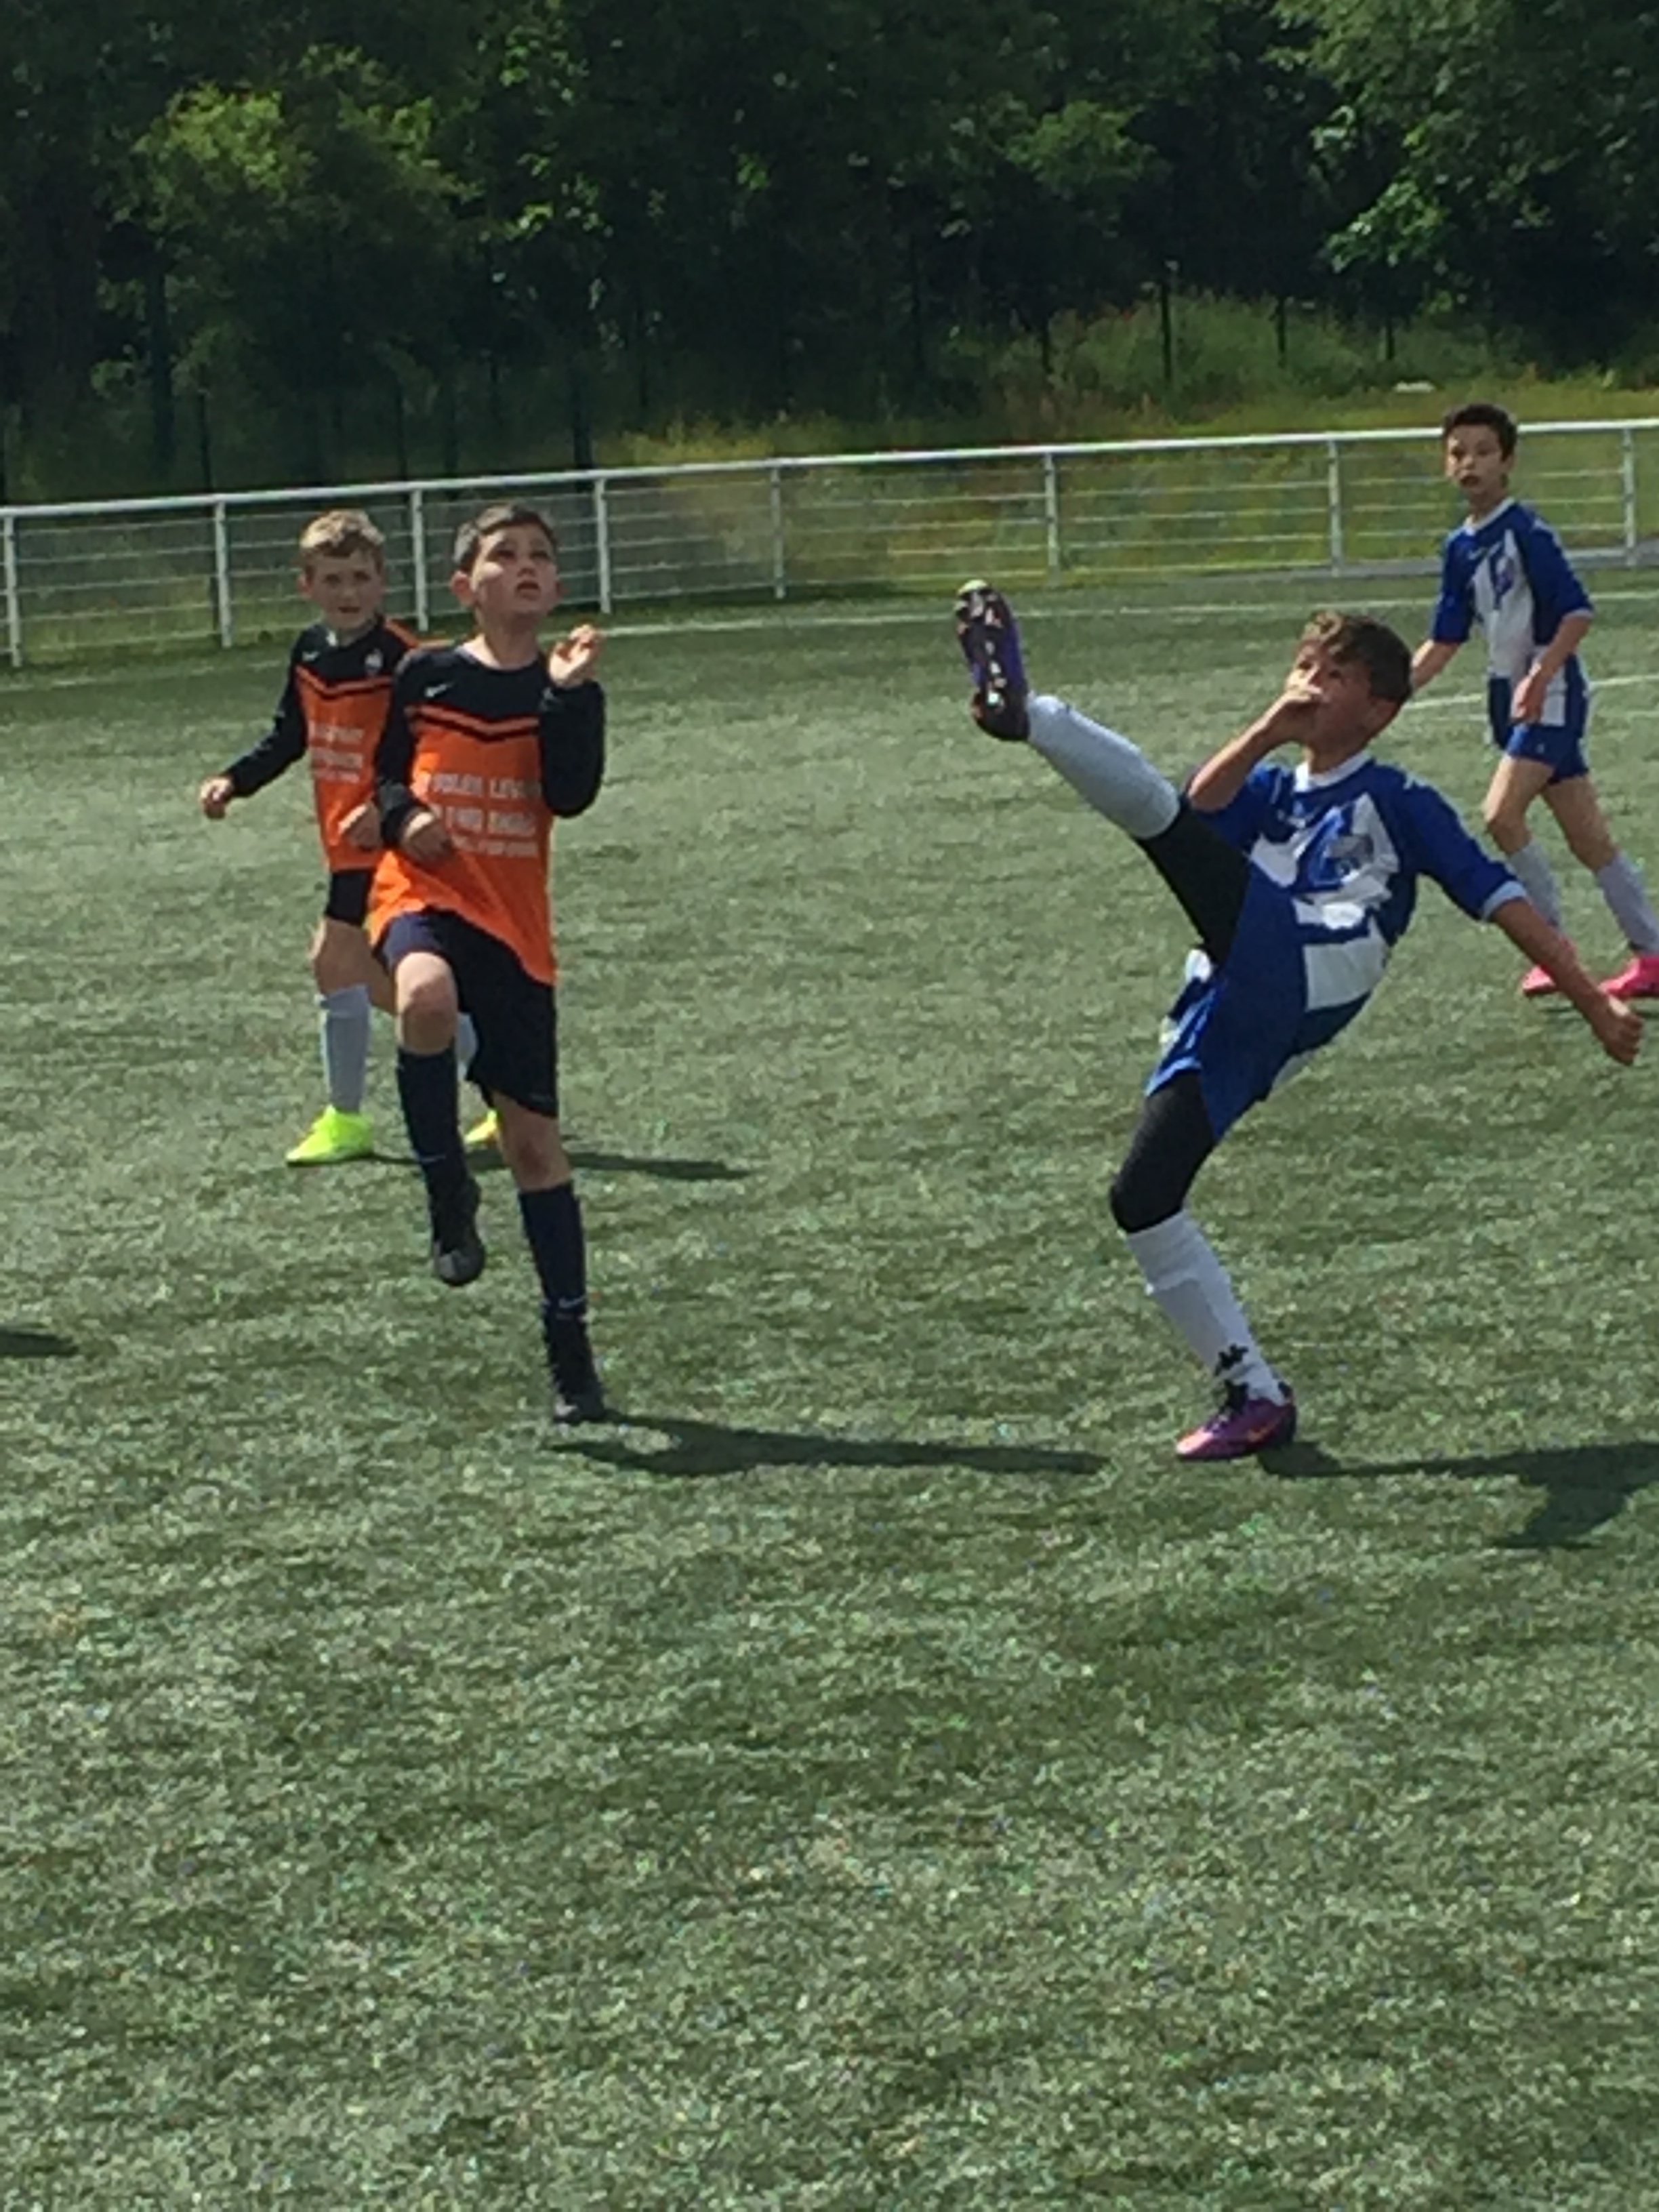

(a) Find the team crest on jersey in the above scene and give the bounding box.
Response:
[365,649,384,674]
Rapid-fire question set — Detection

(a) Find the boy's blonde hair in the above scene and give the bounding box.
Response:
[298,508,387,571]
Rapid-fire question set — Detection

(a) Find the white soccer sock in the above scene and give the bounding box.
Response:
[455,1012,479,1076]
[319,985,371,1115]
[1505,838,1563,930]
[1027,697,1181,841]
[1125,1211,1285,1401]
[1595,853,1659,953]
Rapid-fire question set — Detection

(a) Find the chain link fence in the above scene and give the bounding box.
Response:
[5,422,1658,668]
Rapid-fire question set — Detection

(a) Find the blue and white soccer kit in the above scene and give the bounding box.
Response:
[1430,497,1593,777]
[1153,754,1523,1137]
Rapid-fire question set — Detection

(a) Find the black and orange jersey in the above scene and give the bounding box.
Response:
[222,617,422,870]
[369,644,605,985]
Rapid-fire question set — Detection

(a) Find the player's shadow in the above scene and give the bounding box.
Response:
[567,1411,1102,1482]
[470,1148,749,1184]
[1261,1437,1659,1549]
[0,1327,78,1360]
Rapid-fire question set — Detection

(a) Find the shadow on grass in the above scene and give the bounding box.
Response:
[467,1148,749,1184]
[1262,1437,1659,1549]
[571,1411,1101,1481]
[0,1327,78,1359]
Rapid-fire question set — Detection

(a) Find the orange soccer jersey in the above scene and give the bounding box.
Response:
[223,617,421,871]
[369,644,606,984]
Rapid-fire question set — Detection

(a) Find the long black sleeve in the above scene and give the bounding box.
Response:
[374,663,424,849]
[223,661,307,796]
[539,680,605,817]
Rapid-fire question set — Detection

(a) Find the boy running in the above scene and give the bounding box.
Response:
[200,508,418,1164]
[955,583,1639,1460]
[1411,400,1659,999]
[370,501,608,1425]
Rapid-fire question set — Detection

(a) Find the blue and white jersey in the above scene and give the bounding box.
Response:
[1153,753,1523,1135]
[1431,497,1593,733]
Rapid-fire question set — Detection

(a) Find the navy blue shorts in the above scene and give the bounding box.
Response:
[324,867,373,927]
[378,907,559,1118]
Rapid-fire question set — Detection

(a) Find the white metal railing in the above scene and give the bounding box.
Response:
[3,421,1658,668]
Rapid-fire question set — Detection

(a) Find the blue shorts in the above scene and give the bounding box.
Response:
[1148,872,1368,1140]
[1486,674,1590,783]
[378,907,559,1118]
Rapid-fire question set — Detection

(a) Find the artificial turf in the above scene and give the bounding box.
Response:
[3,579,1659,2205]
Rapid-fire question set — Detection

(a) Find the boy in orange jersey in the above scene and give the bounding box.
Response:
[370,501,608,1425]
[200,509,425,1164]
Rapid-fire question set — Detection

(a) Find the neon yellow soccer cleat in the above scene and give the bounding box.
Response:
[464,1107,500,1152]
[285,1107,375,1166]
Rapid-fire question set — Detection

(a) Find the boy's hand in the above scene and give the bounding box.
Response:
[548,624,603,689]
[400,807,453,863]
[199,774,235,819]
[339,800,382,852]
[1588,989,1643,1066]
[1512,663,1549,726]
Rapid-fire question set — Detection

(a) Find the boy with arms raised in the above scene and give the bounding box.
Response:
[371,501,607,1425]
[200,509,420,1164]
[955,583,1639,1460]
[1412,400,1659,998]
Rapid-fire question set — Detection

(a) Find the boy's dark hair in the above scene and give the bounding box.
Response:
[1441,400,1518,459]
[453,500,559,574]
[1301,610,1413,705]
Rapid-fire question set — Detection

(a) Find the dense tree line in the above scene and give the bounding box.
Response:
[3,0,1659,489]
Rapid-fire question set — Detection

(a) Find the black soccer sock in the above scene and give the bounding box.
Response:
[518,1182,588,1322]
[396,1046,468,1202]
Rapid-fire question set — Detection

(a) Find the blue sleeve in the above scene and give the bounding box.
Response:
[1430,533,1473,645]
[1197,762,1282,853]
[1397,775,1518,919]
[1517,510,1593,627]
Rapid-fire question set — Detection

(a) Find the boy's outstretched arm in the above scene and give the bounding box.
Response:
[1493,899,1641,1063]
[1512,610,1593,726]
[1411,640,1459,692]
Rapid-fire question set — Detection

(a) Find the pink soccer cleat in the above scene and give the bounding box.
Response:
[1600,951,1659,999]
[1176,1385,1297,1462]
[1518,961,1562,998]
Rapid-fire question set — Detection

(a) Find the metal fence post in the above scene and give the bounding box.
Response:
[1621,426,1639,565]
[2,513,20,668]
[1326,438,1345,571]
[1042,451,1062,582]
[593,476,612,615]
[769,465,787,601]
[409,485,430,629]
[211,499,234,648]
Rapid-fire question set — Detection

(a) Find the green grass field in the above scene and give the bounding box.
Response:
[5,581,1659,2207]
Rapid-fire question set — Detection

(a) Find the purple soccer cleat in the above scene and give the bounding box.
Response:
[1176,1384,1297,1462]
[954,579,1030,741]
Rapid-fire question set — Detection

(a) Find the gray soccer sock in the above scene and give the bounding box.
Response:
[1126,1211,1285,1402]
[1504,838,1563,930]
[319,985,371,1114]
[1027,697,1181,841]
[1595,853,1659,953]
[455,1012,480,1076]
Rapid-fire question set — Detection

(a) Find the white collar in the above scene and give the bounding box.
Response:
[1294,750,1374,792]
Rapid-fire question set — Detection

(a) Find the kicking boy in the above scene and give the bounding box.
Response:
[370,501,608,1425]
[200,508,419,1163]
[1410,400,1659,999]
[955,583,1640,1460]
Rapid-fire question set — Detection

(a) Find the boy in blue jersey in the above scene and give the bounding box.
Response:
[1411,401,1659,1000]
[955,584,1640,1461]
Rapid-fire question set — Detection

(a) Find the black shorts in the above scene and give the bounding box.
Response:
[378,907,559,1118]
[323,868,373,927]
